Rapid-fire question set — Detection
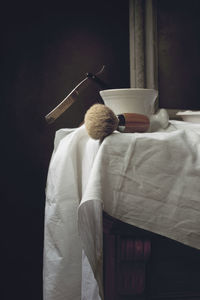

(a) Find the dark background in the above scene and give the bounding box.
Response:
[1,1,130,299]
[157,0,200,109]
[1,0,200,299]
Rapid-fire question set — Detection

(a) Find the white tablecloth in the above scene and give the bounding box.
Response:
[43,121,200,300]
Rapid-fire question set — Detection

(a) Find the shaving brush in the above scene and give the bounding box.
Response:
[84,104,119,140]
[84,104,150,140]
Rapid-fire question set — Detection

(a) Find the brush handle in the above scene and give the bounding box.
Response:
[117,113,150,133]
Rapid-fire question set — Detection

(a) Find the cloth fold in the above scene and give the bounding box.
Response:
[43,126,100,300]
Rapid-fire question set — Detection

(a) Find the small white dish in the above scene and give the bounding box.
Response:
[176,111,200,123]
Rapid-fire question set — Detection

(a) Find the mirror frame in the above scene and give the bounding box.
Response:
[129,0,179,119]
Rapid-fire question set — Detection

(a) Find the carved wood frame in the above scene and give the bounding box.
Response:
[129,0,179,119]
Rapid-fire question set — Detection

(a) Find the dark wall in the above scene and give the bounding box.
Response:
[157,0,200,109]
[1,1,130,299]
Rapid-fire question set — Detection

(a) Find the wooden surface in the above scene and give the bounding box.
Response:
[103,212,200,300]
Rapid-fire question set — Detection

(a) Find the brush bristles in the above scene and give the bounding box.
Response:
[84,104,119,140]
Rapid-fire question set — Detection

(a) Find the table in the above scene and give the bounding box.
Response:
[43,121,200,300]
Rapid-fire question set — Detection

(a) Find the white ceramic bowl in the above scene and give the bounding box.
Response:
[100,88,158,116]
[176,111,200,123]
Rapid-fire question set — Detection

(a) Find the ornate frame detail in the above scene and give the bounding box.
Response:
[129,0,180,118]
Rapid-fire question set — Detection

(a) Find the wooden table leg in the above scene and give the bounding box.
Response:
[103,213,151,300]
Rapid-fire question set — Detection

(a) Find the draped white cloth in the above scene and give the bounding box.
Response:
[43,127,100,300]
[43,121,200,300]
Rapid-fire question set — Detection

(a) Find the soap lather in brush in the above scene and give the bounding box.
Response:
[84,104,169,140]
